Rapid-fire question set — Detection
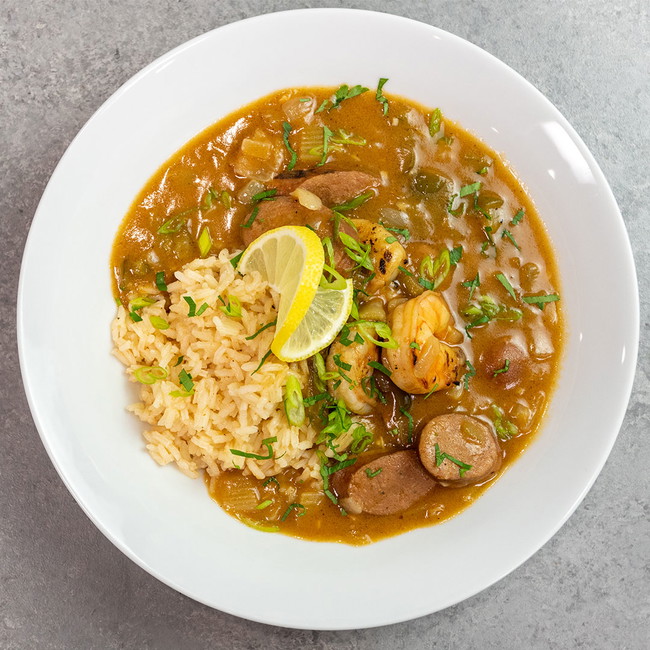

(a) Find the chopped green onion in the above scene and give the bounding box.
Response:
[183,296,197,317]
[173,355,184,367]
[420,248,451,290]
[149,315,169,330]
[522,293,560,310]
[332,191,374,212]
[256,499,273,510]
[365,468,382,478]
[129,311,143,322]
[369,360,392,377]
[262,476,280,488]
[317,125,333,167]
[461,273,480,300]
[251,349,272,375]
[463,360,476,391]
[350,424,373,453]
[333,354,352,372]
[338,231,373,272]
[230,251,243,268]
[303,392,330,407]
[398,265,415,278]
[493,359,510,376]
[399,406,414,443]
[157,208,196,234]
[280,503,306,521]
[410,341,420,350]
[385,236,397,244]
[230,436,277,460]
[282,121,297,171]
[511,208,525,225]
[477,166,489,175]
[155,272,167,292]
[501,229,520,250]
[130,296,156,311]
[380,223,410,240]
[178,368,194,393]
[241,205,259,228]
[246,319,276,340]
[197,227,212,257]
[459,182,481,197]
[283,375,305,427]
[428,108,442,137]
[239,517,279,533]
[449,246,463,265]
[221,190,232,209]
[219,295,242,318]
[133,366,168,384]
[251,189,277,202]
[496,272,517,301]
[423,383,439,399]
[434,443,473,477]
[491,404,519,440]
[320,264,347,290]
[355,321,398,349]
[376,77,389,115]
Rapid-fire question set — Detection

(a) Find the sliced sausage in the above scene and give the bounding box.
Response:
[419,414,502,487]
[480,338,528,390]
[297,171,379,206]
[344,450,435,515]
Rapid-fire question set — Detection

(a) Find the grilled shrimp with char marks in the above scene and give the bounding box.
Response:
[326,332,379,415]
[350,218,407,293]
[382,291,465,394]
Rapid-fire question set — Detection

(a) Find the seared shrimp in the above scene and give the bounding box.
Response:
[351,219,407,293]
[383,291,465,394]
[326,333,379,415]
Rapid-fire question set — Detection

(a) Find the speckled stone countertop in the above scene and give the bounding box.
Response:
[1,1,648,648]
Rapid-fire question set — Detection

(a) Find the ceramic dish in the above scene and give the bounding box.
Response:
[17,9,638,629]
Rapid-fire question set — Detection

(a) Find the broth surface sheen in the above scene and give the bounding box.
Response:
[111,86,564,544]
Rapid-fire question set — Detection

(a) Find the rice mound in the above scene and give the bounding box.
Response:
[111,250,322,482]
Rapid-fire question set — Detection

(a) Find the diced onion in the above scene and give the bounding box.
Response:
[291,187,323,211]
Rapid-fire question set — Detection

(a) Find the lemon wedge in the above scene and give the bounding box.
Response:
[238,225,353,362]
[273,279,354,362]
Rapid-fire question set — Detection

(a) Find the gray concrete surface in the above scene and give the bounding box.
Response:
[1,0,648,648]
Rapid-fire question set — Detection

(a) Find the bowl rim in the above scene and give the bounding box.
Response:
[17,7,640,630]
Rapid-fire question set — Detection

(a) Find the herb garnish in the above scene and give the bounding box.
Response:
[434,443,473,477]
[262,476,280,488]
[198,227,212,257]
[251,349,272,375]
[283,375,305,427]
[376,77,389,115]
[511,208,525,225]
[149,315,169,330]
[219,295,242,318]
[329,84,369,110]
[368,360,392,377]
[332,191,374,213]
[178,368,194,393]
[491,404,518,440]
[522,293,560,310]
[365,467,382,478]
[230,251,244,268]
[428,108,442,137]
[241,189,278,229]
[461,273,480,300]
[459,182,481,197]
[230,436,277,460]
[281,121,297,171]
[183,296,198,317]
[380,223,411,240]
[280,503,306,521]
[245,319,276,340]
[463,360,476,390]
[400,406,414,443]
[317,125,334,166]
[495,272,517,301]
[493,359,510,376]
[155,272,167,292]
[501,229,520,250]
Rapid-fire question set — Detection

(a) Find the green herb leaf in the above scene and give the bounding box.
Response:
[511,208,525,225]
[461,273,480,300]
[183,296,197,317]
[495,272,517,301]
[368,360,392,377]
[219,295,242,318]
[501,229,521,250]
[385,236,397,244]
[350,424,373,453]
[196,302,209,317]
[251,349,272,375]
[491,404,519,440]
[380,223,411,240]
[262,476,280,488]
[399,406,414,443]
[157,207,196,234]
[331,191,374,212]
[410,341,420,350]
[129,311,143,322]
[149,315,169,330]
[280,502,306,521]
[459,182,482,197]
[428,108,442,137]
[463,360,476,391]
[365,467,382,478]
[331,84,369,109]
[155,272,167,292]
[173,355,184,367]
[376,77,389,115]
[251,189,278,202]
[434,443,473,477]
[241,205,259,229]
[246,319,276,340]
[256,499,273,510]
[178,368,194,393]
[522,293,560,310]
[316,125,334,167]
[282,121,298,171]
[493,359,510,376]
[230,436,278,460]
[449,246,463,266]
[230,251,244,268]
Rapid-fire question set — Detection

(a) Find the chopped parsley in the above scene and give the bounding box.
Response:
[501,229,521,250]
[280,503,306,522]
[434,443,473,478]
[376,77,389,115]
[495,272,517,301]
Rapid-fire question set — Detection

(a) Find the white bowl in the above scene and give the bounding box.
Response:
[17,9,638,629]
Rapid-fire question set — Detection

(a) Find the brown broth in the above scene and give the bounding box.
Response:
[111,87,564,544]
